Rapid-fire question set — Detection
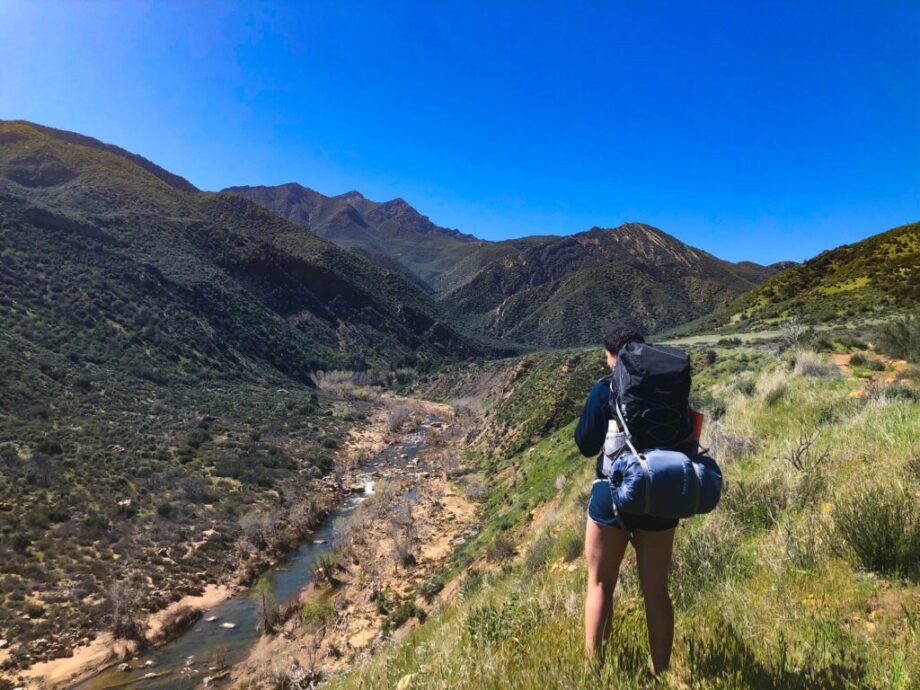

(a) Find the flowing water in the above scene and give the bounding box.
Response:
[72,417,438,690]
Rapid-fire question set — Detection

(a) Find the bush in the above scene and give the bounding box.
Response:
[704,422,755,464]
[418,576,445,603]
[486,535,516,562]
[524,534,554,572]
[868,382,920,403]
[875,311,920,363]
[386,405,413,433]
[835,484,920,580]
[459,570,485,598]
[382,601,426,633]
[559,528,583,563]
[848,353,867,367]
[793,351,840,378]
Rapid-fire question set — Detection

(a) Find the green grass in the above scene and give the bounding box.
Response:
[328,345,920,690]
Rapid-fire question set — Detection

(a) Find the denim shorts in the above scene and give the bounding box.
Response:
[587,478,679,532]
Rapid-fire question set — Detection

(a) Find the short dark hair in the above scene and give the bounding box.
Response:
[603,328,645,355]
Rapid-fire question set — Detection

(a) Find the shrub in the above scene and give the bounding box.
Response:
[466,602,507,645]
[383,601,426,633]
[151,605,201,643]
[418,576,445,603]
[34,439,63,455]
[875,311,920,363]
[865,358,886,371]
[12,533,31,554]
[848,353,867,367]
[704,422,755,464]
[109,574,147,642]
[868,382,920,403]
[559,528,583,563]
[524,534,554,572]
[793,351,840,378]
[386,405,413,433]
[486,535,515,562]
[835,484,920,580]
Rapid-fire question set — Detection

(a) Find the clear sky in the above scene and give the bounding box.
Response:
[2,1,918,263]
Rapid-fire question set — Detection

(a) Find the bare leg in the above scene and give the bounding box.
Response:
[584,517,629,662]
[633,527,676,675]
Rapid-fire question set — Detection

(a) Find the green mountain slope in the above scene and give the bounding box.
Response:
[677,221,920,334]
[443,224,786,346]
[0,121,496,379]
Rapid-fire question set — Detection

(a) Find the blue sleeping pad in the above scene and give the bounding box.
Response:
[606,449,722,519]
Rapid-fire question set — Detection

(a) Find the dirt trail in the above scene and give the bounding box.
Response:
[830,351,910,397]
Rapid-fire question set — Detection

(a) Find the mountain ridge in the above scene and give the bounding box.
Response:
[224,184,795,346]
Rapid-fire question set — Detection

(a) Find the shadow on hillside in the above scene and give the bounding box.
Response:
[688,621,867,689]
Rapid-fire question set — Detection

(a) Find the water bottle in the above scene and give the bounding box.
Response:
[602,419,626,477]
[604,419,626,458]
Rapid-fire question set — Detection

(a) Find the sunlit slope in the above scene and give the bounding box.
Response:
[675,221,920,335]
[330,345,920,689]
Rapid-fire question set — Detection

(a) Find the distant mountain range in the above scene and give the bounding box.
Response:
[226,183,792,346]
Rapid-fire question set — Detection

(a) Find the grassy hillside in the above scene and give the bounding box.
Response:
[672,221,920,336]
[0,120,505,671]
[325,339,920,689]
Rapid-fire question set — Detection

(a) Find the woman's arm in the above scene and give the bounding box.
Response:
[574,379,610,457]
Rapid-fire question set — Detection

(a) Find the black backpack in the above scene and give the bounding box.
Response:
[609,341,694,451]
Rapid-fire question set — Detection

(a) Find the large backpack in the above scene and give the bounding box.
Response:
[603,341,722,523]
[609,341,693,450]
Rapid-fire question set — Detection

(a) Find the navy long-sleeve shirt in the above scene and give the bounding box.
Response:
[574,375,613,477]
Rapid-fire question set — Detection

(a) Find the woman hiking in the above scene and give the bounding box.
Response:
[574,328,697,677]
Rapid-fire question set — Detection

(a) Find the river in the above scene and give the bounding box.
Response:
[71,417,437,690]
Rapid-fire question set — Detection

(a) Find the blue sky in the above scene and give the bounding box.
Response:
[1,1,918,263]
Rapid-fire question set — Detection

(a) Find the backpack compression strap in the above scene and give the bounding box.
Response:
[612,391,653,515]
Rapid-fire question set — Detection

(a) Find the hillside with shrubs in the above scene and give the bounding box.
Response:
[670,221,919,336]
[324,322,920,689]
[0,119,501,673]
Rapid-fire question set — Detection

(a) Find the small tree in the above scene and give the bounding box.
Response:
[109,572,147,644]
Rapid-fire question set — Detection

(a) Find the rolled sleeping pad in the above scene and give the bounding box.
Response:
[606,449,722,519]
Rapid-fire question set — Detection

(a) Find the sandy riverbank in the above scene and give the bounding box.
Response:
[230,397,476,687]
[15,584,233,690]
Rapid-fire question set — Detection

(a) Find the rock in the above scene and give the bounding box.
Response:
[143,672,158,679]
[118,662,131,672]
[144,659,156,667]
[219,622,236,629]
[0,639,6,649]
[313,539,326,545]
[205,616,220,622]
